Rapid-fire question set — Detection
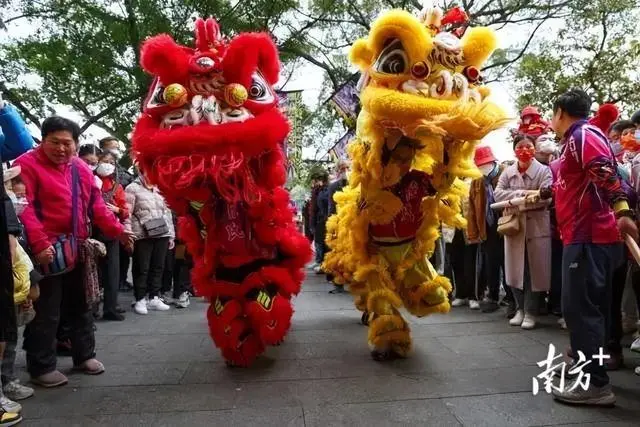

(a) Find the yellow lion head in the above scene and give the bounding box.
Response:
[350,8,504,141]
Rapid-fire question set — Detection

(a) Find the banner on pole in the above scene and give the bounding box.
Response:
[328,130,355,161]
[328,74,361,129]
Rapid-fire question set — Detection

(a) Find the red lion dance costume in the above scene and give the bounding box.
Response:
[132,18,311,367]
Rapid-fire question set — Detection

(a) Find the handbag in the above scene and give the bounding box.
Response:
[39,164,80,276]
[134,214,169,238]
[497,212,521,237]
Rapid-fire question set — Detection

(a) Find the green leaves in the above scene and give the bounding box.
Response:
[513,0,640,115]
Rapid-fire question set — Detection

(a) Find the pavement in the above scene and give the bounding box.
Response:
[14,271,640,426]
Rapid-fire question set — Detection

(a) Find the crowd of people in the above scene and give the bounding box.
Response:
[309,89,640,406]
[0,101,193,424]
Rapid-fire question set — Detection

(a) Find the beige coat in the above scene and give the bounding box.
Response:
[125,179,175,240]
[494,160,552,292]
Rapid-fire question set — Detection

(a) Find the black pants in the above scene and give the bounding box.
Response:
[161,247,191,297]
[626,264,640,314]
[119,243,131,287]
[548,237,563,313]
[449,229,479,300]
[24,266,95,376]
[174,255,192,298]
[478,224,504,302]
[99,239,120,316]
[161,247,175,295]
[133,237,169,301]
[562,243,622,388]
[608,259,629,355]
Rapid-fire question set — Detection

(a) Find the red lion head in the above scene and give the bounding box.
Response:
[132,18,289,205]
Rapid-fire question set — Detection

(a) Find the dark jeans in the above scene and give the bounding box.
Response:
[478,224,504,302]
[133,237,170,301]
[626,264,640,313]
[562,243,623,388]
[1,339,17,383]
[161,248,175,295]
[99,239,120,316]
[161,247,191,298]
[608,260,629,355]
[24,266,96,376]
[449,229,479,300]
[314,238,328,264]
[549,237,563,313]
[119,243,131,287]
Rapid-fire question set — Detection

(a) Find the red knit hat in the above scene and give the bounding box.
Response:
[589,103,619,134]
[474,145,496,167]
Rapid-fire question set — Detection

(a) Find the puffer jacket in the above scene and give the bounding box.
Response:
[125,178,175,240]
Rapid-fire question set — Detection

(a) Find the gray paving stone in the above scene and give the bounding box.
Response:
[436,332,540,352]
[19,268,636,425]
[304,399,462,427]
[443,392,619,427]
[411,319,515,338]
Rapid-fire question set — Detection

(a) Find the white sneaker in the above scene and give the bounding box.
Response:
[635,366,640,376]
[0,395,21,413]
[521,313,537,330]
[134,299,148,315]
[147,296,170,311]
[469,300,481,310]
[451,298,468,307]
[2,380,34,401]
[509,310,524,326]
[175,292,190,309]
[631,337,640,353]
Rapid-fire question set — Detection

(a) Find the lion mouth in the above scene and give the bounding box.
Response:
[399,71,482,103]
[160,94,254,129]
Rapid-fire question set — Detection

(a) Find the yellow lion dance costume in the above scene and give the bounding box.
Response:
[323,5,508,361]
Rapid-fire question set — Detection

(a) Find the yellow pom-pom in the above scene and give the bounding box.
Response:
[224,83,248,107]
[163,84,188,108]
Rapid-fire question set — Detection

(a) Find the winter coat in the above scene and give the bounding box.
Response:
[327,178,347,216]
[494,160,552,292]
[314,185,329,243]
[0,151,17,342]
[15,148,124,255]
[99,176,129,222]
[125,179,175,240]
[466,164,504,242]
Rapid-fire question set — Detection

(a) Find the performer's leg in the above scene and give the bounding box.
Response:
[243,266,297,346]
[206,294,264,367]
[364,264,412,360]
[400,256,452,318]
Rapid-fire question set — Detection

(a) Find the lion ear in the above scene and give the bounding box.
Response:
[140,34,191,83]
[350,39,374,70]
[461,27,498,68]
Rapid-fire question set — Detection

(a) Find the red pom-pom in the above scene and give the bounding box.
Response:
[589,103,619,133]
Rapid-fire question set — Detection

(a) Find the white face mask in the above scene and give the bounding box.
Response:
[96,163,116,177]
[478,163,496,177]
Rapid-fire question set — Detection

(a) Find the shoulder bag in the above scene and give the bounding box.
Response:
[38,163,80,276]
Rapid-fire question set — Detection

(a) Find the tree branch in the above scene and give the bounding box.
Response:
[482,17,546,72]
[79,91,143,132]
[280,46,339,90]
[123,0,142,68]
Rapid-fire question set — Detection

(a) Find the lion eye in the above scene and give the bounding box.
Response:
[374,40,408,75]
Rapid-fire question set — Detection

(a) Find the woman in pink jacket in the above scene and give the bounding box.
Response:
[14,117,134,388]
